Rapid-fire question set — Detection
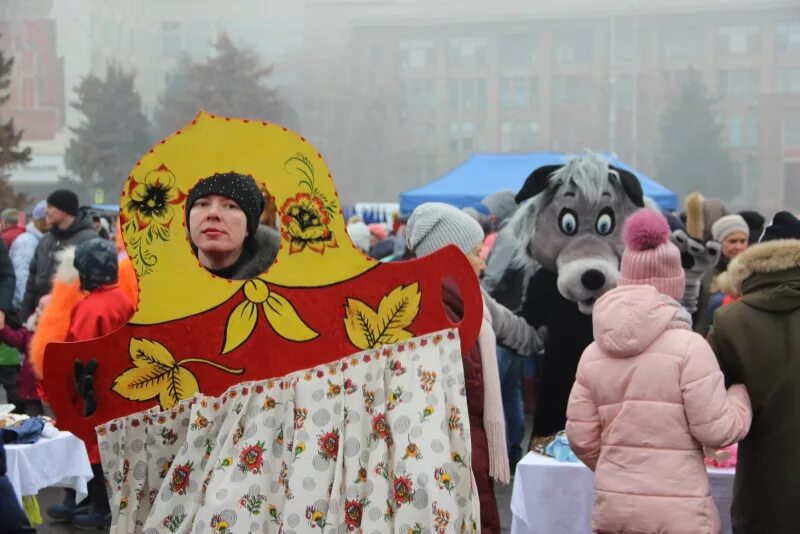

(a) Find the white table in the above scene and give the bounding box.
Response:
[5,431,94,506]
[511,452,735,534]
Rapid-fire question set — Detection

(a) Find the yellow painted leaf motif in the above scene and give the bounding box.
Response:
[343,283,421,350]
[158,366,199,409]
[344,298,381,350]
[112,338,198,409]
[222,300,259,355]
[112,337,244,409]
[264,292,319,342]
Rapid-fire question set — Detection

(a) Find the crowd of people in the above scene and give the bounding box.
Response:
[353,182,798,534]
[0,169,797,533]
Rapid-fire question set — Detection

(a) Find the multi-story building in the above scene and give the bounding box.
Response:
[313,0,800,212]
[72,0,304,118]
[0,0,64,141]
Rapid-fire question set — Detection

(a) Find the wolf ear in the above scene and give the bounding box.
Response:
[516,165,563,204]
[609,165,644,207]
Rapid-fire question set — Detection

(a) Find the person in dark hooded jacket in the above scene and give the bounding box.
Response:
[20,190,96,321]
[708,211,800,534]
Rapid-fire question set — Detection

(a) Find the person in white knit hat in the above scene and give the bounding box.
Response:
[711,214,749,264]
[407,202,548,533]
[703,214,751,331]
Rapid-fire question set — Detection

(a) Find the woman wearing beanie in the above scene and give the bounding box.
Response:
[186,172,280,279]
[566,208,752,534]
[699,214,751,332]
[405,202,509,533]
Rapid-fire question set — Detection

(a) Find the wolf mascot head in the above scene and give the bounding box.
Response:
[508,153,644,314]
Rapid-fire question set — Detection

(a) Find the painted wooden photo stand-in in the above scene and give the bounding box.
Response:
[42,111,483,447]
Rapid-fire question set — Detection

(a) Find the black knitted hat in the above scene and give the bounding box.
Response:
[46,189,79,217]
[760,211,800,243]
[185,172,265,238]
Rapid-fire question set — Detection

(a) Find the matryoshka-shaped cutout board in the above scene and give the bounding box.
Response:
[42,111,483,445]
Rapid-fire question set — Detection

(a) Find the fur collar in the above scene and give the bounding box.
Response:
[54,246,79,284]
[728,239,800,295]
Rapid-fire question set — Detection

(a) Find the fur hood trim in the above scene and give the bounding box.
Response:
[54,246,79,284]
[728,239,800,295]
[685,192,704,240]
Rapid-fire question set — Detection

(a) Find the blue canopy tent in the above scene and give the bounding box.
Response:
[399,153,678,214]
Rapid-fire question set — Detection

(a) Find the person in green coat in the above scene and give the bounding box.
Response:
[708,211,800,534]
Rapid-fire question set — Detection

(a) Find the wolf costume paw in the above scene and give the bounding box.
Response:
[670,229,722,314]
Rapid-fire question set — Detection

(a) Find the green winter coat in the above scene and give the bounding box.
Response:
[708,239,800,534]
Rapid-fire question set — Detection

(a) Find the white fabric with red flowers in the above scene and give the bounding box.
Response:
[97,329,480,533]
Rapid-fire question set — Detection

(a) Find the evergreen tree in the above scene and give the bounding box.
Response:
[65,64,151,201]
[656,69,740,200]
[154,33,293,136]
[0,42,31,208]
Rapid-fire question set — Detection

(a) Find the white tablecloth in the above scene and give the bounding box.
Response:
[511,452,735,534]
[5,431,93,506]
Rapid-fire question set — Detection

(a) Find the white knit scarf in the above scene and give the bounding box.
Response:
[477,299,511,484]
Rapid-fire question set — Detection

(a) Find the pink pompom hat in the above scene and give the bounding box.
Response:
[618,208,685,301]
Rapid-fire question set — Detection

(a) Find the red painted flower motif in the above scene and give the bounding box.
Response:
[393,475,414,507]
[254,385,264,394]
[371,413,393,445]
[280,192,338,255]
[238,441,266,474]
[344,498,369,531]
[318,428,340,461]
[169,462,193,495]
[109,423,118,432]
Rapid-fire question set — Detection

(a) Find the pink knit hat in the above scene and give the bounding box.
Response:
[618,209,685,301]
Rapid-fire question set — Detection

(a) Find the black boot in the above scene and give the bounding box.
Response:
[46,488,89,522]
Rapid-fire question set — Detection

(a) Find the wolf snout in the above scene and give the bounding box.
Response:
[581,269,606,291]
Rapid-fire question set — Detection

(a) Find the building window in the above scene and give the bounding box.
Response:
[448,38,487,67]
[553,29,592,64]
[717,69,760,98]
[448,121,482,154]
[724,111,758,148]
[660,25,703,59]
[499,77,537,109]
[661,70,695,93]
[448,78,487,111]
[775,68,800,94]
[497,34,537,65]
[161,21,182,57]
[776,22,800,54]
[783,115,800,149]
[716,25,760,55]
[553,75,593,102]
[499,120,539,151]
[398,39,435,69]
[402,79,436,109]
[612,21,641,63]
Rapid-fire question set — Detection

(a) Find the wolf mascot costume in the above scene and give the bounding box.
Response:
[507,154,644,440]
[506,154,722,444]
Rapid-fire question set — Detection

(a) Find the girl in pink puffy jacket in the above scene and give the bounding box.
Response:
[566,209,752,534]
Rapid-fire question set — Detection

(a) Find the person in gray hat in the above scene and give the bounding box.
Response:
[405,202,545,533]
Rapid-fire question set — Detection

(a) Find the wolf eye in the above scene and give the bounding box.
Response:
[595,209,615,236]
[559,208,578,236]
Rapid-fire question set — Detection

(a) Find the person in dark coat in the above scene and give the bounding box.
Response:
[20,190,96,321]
[0,437,34,532]
[0,238,16,412]
[707,211,800,534]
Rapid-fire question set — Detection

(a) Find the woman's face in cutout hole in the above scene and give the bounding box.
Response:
[189,194,248,267]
